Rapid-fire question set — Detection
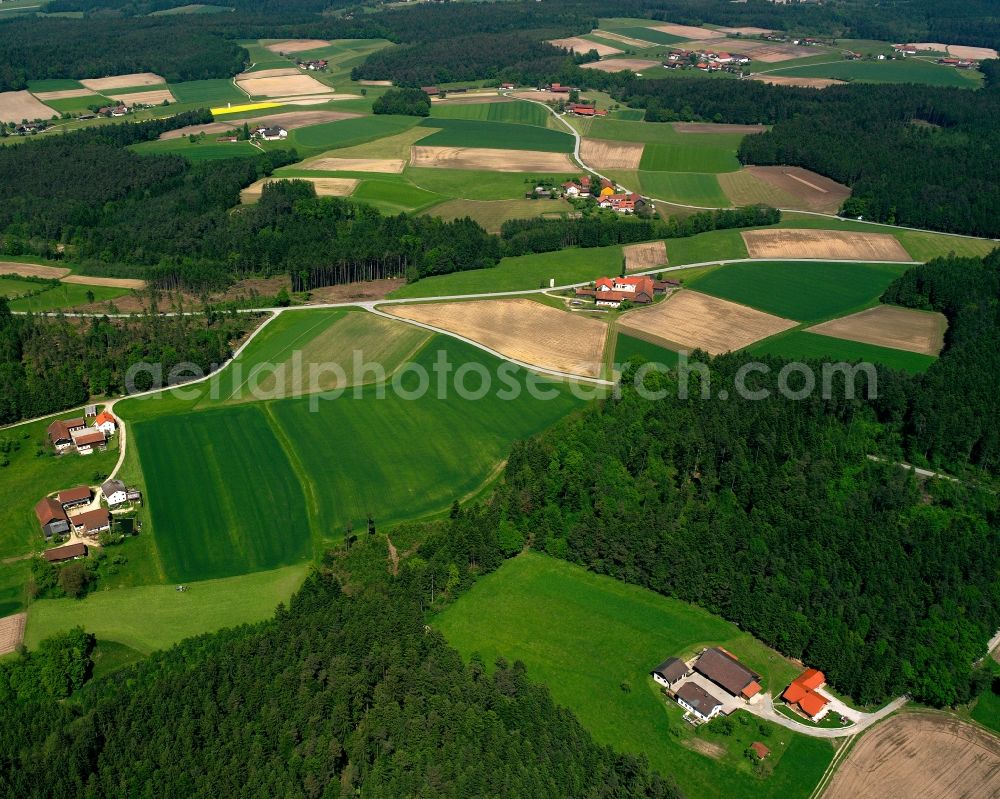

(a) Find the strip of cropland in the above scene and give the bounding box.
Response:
[435,552,834,799]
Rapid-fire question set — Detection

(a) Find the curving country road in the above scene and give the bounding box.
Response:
[745,692,908,739]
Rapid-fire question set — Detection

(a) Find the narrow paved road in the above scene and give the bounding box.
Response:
[746,693,908,738]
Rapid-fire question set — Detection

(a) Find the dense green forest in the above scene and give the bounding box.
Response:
[879,253,1000,473]
[0,569,678,799]
[371,87,431,117]
[0,298,261,424]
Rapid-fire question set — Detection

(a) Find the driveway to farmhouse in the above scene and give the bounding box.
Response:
[745,692,908,738]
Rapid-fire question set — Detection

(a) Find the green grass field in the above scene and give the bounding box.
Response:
[429,99,550,127]
[168,78,248,105]
[424,197,574,232]
[688,260,910,322]
[666,228,749,264]
[773,57,981,88]
[9,282,130,312]
[603,25,685,45]
[41,95,108,114]
[352,179,445,213]
[405,167,579,201]
[417,118,575,152]
[584,117,687,144]
[639,137,743,173]
[640,171,729,206]
[748,329,936,373]
[26,78,84,92]
[614,332,680,369]
[389,245,625,298]
[435,552,833,799]
[0,277,43,297]
[24,563,309,653]
[131,138,262,161]
[287,114,420,153]
[971,676,1000,735]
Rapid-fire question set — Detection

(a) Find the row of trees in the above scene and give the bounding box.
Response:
[371,87,431,116]
[0,298,261,424]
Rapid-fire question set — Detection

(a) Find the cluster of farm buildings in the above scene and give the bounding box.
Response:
[651,648,831,725]
[296,58,328,71]
[576,275,677,308]
[664,49,750,73]
[532,174,649,214]
[47,411,117,456]
[893,44,979,68]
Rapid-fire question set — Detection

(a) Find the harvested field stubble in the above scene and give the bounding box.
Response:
[623,241,667,271]
[80,73,164,91]
[592,29,655,48]
[383,298,607,378]
[752,75,844,89]
[582,59,661,73]
[822,713,1000,799]
[549,37,622,57]
[62,275,145,289]
[110,88,174,105]
[32,88,96,100]
[741,229,911,261]
[808,305,946,355]
[264,39,332,54]
[618,290,796,354]
[0,262,69,279]
[303,157,405,173]
[0,90,56,122]
[0,613,26,656]
[650,23,718,39]
[236,74,331,97]
[740,167,850,213]
[580,138,644,169]
[241,177,357,202]
[410,146,574,172]
[160,110,359,140]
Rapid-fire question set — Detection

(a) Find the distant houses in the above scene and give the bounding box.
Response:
[575,275,672,309]
[598,192,645,213]
[254,126,288,141]
[297,59,328,71]
[566,103,607,117]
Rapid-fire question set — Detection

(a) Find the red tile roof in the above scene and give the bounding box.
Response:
[95,411,116,426]
[797,668,825,691]
[741,680,762,699]
[43,543,88,562]
[73,507,110,532]
[783,681,808,704]
[35,497,68,526]
[58,486,91,505]
[798,691,829,718]
[750,742,770,759]
[72,430,106,447]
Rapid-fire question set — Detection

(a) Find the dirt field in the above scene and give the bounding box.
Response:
[947,44,998,60]
[238,67,301,79]
[304,157,405,173]
[264,39,331,54]
[822,713,1000,799]
[269,94,357,104]
[742,229,911,261]
[752,75,845,88]
[110,88,174,105]
[717,26,774,36]
[674,122,766,134]
[580,137,644,169]
[740,166,851,214]
[0,90,56,122]
[160,109,358,140]
[592,29,655,48]
[358,80,393,86]
[410,145,575,172]
[63,275,146,289]
[906,42,949,52]
[511,90,579,103]
[718,170,800,209]
[306,278,406,304]
[651,23,719,39]
[549,36,622,56]
[0,613,26,657]
[581,59,661,73]
[808,305,946,355]
[384,298,608,378]
[241,176,358,202]
[32,87,97,100]
[432,93,512,105]
[0,262,70,279]
[618,290,797,355]
[236,74,330,97]
[624,241,668,271]
[80,73,164,91]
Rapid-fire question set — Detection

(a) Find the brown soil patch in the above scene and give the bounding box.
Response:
[33,88,96,100]
[384,298,607,378]
[0,90,55,122]
[753,75,844,89]
[0,262,69,279]
[410,146,574,172]
[822,713,1000,799]
[592,29,655,48]
[238,67,301,79]
[304,157,405,173]
[580,137,644,169]
[264,39,331,55]
[305,278,405,304]
[808,305,946,356]
[674,122,766,134]
[581,59,661,73]
[906,42,950,53]
[160,109,358,140]
[681,737,726,759]
[549,37,622,57]
[432,93,512,105]
[651,23,719,40]
[109,88,174,105]
[742,229,910,261]
[717,27,774,36]
[263,94,357,104]
[241,177,357,202]
[947,44,998,60]
[358,80,392,86]
[741,166,850,214]
[624,241,668,271]
[0,613,26,656]
[618,290,796,355]
[80,73,164,91]
[236,73,330,98]
[62,275,145,289]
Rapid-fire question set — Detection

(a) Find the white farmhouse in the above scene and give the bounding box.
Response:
[675,682,724,723]
[101,479,129,507]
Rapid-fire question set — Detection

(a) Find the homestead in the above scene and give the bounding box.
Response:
[652,646,763,725]
[47,417,85,451]
[651,656,689,688]
[71,428,107,455]
[693,647,762,700]
[575,275,670,308]
[782,668,830,720]
[34,497,70,539]
[71,507,111,537]
[675,682,724,723]
[57,485,91,510]
[42,542,88,563]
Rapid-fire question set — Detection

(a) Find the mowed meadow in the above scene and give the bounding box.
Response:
[118,310,585,583]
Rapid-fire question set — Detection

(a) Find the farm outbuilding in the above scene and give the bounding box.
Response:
[34,497,70,539]
[675,681,724,722]
[42,543,88,563]
[651,657,689,688]
[693,647,761,699]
